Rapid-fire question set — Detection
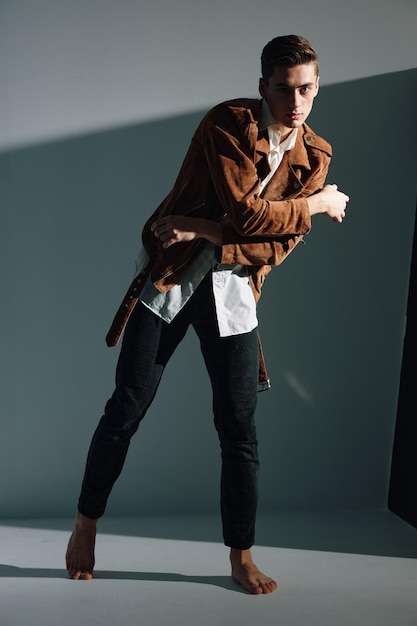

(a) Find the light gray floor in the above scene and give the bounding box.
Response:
[2,511,417,626]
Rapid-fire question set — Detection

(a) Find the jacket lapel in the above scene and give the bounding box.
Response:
[287,127,311,170]
[255,128,270,180]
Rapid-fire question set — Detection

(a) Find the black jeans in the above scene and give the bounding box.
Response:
[78,272,260,549]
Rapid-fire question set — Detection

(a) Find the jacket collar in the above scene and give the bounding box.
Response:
[254,99,312,171]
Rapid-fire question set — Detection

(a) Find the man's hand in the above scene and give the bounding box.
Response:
[151,216,223,248]
[307,184,350,223]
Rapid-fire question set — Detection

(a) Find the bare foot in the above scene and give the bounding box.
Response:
[230,548,277,595]
[65,512,97,580]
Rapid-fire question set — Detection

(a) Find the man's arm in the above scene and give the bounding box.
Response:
[150,104,348,253]
[150,183,348,251]
[151,215,223,248]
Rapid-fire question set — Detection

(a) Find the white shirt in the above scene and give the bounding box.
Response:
[139,101,297,337]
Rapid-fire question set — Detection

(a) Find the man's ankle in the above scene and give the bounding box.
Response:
[230,547,253,565]
[75,511,97,529]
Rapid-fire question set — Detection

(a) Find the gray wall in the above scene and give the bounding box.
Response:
[2,0,416,151]
[1,68,416,518]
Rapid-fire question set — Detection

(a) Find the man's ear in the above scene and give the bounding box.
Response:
[259,77,266,98]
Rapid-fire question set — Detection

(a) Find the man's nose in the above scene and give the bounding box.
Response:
[290,90,302,109]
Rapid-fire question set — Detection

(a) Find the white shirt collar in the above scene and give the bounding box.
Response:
[260,99,298,153]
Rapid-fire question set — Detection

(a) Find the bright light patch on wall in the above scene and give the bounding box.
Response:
[284,371,314,406]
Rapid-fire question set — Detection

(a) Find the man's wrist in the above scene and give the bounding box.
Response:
[307,194,324,216]
[199,219,223,246]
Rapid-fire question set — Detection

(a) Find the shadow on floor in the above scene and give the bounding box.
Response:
[0,563,242,593]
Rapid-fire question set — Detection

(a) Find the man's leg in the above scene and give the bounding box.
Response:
[192,279,277,594]
[66,301,190,579]
[200,330,276,594]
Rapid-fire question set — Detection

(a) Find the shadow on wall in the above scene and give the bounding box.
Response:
[1,69,416,520]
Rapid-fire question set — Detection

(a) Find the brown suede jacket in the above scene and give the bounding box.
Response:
[106,98,332,386]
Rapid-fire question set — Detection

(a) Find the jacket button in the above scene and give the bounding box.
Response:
[294,182,300,189]
[306,135,313,142]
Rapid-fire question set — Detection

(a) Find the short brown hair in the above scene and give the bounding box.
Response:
[261,35,319,82]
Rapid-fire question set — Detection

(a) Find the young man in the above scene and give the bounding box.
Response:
[66,34,349,594]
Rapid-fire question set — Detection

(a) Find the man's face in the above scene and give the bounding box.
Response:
[259,63,319,137]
